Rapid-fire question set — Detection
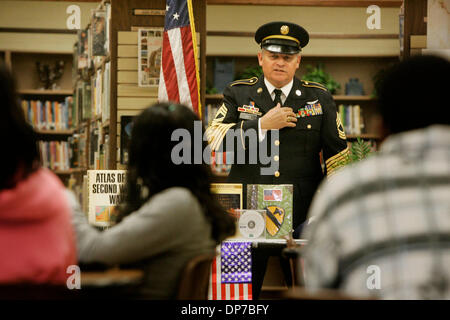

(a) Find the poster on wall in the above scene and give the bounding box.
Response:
[138,28,163,87]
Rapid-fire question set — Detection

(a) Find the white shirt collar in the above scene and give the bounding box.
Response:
[264,78,294,100]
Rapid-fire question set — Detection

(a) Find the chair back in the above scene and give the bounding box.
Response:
[176,252,215,300]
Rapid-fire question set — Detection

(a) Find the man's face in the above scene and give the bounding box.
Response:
[258,49,301,88]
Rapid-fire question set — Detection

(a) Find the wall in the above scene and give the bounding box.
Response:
[0,1,98,52]
[206,5,401,56]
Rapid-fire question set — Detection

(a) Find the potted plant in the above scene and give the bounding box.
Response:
[302,63,341,94]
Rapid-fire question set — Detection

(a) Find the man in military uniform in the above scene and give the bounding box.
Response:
[206,21,349,299]
[207,21,349,236]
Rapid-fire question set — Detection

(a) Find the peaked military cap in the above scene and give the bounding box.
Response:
[255,21,309,54]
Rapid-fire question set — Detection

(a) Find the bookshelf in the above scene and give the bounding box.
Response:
[72,0,206,174]
[1,50,80,181]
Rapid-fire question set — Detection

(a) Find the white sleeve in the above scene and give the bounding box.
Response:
[258,118,267,142]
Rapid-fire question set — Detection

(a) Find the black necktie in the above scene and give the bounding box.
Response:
[273,89,282,107]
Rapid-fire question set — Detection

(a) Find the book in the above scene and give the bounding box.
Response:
[210,183,243,214]
[247,184,293,239]
[91,9,106,56]
[137,28,163,87]
[86,170,127,227]
[77,29,89,69]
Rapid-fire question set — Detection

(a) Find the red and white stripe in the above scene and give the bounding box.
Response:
[158,25,199,114]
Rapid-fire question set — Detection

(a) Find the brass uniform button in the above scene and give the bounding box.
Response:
[274,171,280,177]
[307,124,312,129]
[274,140,280,146]
[274,155,279,161]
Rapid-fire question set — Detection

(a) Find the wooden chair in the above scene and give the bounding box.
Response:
[176,252,215,300]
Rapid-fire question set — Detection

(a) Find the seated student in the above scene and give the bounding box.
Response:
[301,55,450,299]
[69,103,236,299]
[0,63,77,284]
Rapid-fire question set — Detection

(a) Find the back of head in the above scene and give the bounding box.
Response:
[0,63,39,189]
[119,102,235,242]
[377,55,450,134]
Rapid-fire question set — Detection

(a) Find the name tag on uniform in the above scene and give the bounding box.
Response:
[296,102,323,118]
[239,112,258,120]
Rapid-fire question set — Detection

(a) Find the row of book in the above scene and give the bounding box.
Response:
[68,130,88,169]
[39,141,70,171]
[22,97,73,131]
[338,104,365,136]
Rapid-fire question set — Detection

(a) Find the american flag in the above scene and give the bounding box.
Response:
[208,241,252,300]
[158,0,201,116]
[264,189,283,201]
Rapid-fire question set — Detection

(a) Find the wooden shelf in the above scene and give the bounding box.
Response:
[347,134,381,140]
[53,167,87,175]
[18,89,73,95]
[206,94,376,101]
[205,93,224,100]
[35,129,74,135]
[333,95,375,101]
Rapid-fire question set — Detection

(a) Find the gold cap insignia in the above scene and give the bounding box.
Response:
[280,25,289,35]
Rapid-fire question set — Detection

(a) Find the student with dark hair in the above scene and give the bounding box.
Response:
[0,63,77,284]
[302,55,450,299]
[69,103,236,299]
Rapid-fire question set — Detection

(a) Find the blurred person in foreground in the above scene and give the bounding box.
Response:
[301,55,450,299]
[0,63,76,284]
[69,103,235,299]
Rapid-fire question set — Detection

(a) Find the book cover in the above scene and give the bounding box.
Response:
[138,28,163,87]
[210,183,243,214]
[91,9,106,56]
[247,184,293,239]
[77,29,89,69]
[87,170,127,227]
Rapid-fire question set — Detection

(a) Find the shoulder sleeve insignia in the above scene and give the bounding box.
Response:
[301,80,328,92]
[230,77,258,87]
[336,112,347,140]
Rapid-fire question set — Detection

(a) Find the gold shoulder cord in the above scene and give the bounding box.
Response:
[205,103,236,151]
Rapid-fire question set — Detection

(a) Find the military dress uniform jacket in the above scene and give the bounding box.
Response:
[206,75,349,230]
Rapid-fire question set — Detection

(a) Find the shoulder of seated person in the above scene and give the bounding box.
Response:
[150,187,197,208]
